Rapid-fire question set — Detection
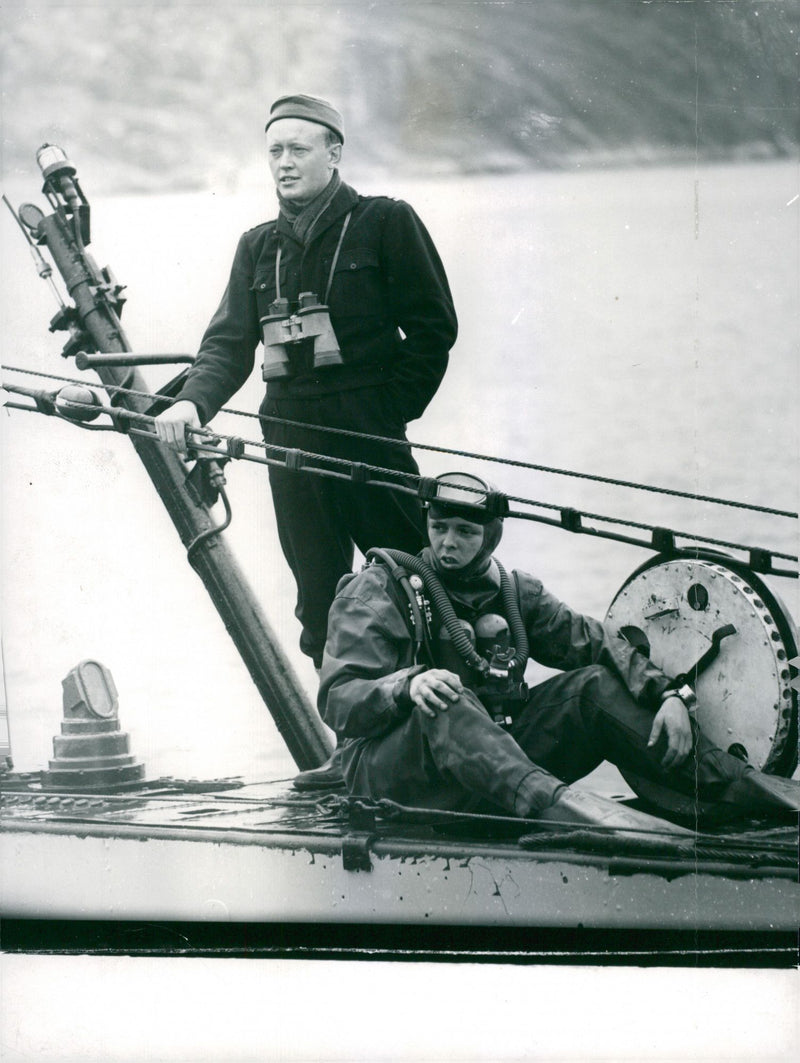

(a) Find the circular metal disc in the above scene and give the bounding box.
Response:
[605,559,796,772]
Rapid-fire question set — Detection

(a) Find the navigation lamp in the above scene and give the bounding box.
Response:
[42,660,146,791]
[62,659,119,720]
[36,143,77,184]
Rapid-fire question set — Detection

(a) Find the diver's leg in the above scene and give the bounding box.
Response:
[340,680,691,839]
[514,665,800,813]
[346,688,564,815]
[514,665,737,793]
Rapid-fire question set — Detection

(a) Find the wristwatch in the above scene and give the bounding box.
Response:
[661,683,698,714]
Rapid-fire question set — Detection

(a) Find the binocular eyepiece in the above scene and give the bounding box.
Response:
[260,292,342,380]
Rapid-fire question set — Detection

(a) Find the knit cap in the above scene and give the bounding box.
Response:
[265,94,344,143]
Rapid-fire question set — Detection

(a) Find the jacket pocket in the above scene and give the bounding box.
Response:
[251,269,278,317]
[331,247,384,316]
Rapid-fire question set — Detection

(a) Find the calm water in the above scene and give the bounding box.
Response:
[1,160,797,781]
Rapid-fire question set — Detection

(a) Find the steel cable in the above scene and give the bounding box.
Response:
[3,362,795,518]
[2,365,797,570]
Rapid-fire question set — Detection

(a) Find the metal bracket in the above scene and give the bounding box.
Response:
[341,831,376,872]
[652,527,677,553]
[48,305,81,334]
[91,265,127,314]
[341,800,378,871]
[748,548,773,574]
[185,456,230,507]
[560,507,583,532]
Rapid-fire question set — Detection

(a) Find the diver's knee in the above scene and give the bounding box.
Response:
[574,664,620,694]
[573,664,629,716]
[412,689,493,740]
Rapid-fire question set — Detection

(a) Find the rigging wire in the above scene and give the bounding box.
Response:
[3,362,796,519]
[2,364,797,573]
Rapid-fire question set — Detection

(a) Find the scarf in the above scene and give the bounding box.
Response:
[277,169,342,245]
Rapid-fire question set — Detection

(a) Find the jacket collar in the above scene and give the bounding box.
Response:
[275,180,359,245]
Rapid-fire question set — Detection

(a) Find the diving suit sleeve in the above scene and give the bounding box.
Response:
[319,567,426,739]
[517,571,672,708]
[175,232,261,425]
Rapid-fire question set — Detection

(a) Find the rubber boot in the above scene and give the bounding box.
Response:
[716,769,800,815]
[293,745,345,791]
[518,786,692,850]
[537,785,694,834]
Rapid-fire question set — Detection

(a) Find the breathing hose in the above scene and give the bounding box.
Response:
[365,548,428,661]
[367,549,485,670]
[497,561,530,669]
[365,549,530,676]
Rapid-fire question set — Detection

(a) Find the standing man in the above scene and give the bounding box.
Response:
[155,95,457,681]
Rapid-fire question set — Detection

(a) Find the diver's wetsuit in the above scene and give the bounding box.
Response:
[319,555,752,816]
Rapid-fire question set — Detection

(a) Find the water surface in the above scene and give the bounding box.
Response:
[2,160,797,783]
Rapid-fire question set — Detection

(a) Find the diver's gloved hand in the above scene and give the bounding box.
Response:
[535,785,693,837]
[718,769,800,814]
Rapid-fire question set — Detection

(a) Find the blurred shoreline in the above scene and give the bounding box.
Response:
[3,1,797,196]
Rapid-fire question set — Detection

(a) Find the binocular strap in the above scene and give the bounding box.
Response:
[275,210,353,304]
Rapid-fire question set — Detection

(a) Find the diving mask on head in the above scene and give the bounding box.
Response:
[418,472,509,524]
[420,471,508,584]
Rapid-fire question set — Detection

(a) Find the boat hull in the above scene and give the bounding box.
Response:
[3,806,798,930]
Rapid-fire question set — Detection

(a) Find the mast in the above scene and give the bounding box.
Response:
[11,146,331,770]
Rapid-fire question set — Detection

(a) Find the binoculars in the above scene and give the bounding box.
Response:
[260,292,342,380]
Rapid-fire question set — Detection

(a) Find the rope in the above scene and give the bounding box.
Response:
[3,363,795,519]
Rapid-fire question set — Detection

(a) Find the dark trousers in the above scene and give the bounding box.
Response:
[344,665,750,815]
[263,388,425,666]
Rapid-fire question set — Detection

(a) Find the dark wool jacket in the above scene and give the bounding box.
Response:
[319,561,674,746]
[177,180,458,426]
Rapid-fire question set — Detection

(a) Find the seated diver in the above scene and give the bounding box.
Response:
[317,472,800,831]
